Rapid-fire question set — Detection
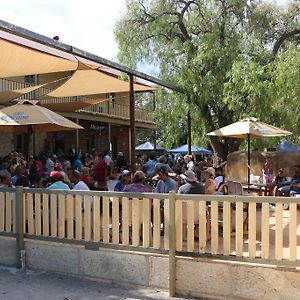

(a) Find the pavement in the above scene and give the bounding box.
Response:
[0,266,195,300]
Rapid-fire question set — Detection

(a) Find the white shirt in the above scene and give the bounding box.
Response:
[72,181,90,191]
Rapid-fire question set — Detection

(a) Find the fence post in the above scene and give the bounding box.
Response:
[169,191,176,297]
[15,186,24,269]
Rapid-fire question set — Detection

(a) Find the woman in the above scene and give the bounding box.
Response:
[204,167,216,194]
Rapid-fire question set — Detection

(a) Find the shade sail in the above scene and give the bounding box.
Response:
[0,30,78,77]
[0,100,83,132]
[207,117,292,189]
[277,140,300,152]
[207,117,292,139]
[135,142,165,151]
[44,63,156,98]
[169,144,212,155]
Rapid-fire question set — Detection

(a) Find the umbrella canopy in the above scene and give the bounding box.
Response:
[169,144,212,155]
[277,140,300,152]
[0,100,83,132]
[135,142,165,151]
[207,117,292,189]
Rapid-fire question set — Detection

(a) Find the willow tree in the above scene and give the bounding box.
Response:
[115,0,300,159]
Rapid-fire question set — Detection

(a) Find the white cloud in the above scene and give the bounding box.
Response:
[0,0,125,60]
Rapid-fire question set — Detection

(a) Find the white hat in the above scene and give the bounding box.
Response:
[180,170,197,182]
[205,167,215,176]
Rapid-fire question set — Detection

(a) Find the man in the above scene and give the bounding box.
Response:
[279,165,300,196]
[214,166,225,190]
[178,170,205,194]
[152,155,172,178]
[72,170,90,191]
[94,153,108,188]
[0,170,12,187]
[47,171,70,190]
[155,166,177,193]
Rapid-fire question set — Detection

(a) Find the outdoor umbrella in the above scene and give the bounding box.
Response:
[169,144,212,155]
[0,100,83,132]
[135,142,165,151]
[207,117,292,190]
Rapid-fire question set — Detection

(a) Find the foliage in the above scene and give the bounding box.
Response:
[115,0,300,159]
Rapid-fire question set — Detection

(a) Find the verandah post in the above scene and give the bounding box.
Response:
[169,191,176,297]
[15,186,24,269]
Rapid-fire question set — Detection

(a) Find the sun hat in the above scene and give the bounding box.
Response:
[180,170,197,182]
[134,170,145,178]
[205,167,215,176]
[122,170,131,176]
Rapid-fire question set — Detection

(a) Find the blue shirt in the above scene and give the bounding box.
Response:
[48,181,70,190]
[156,177,177,193]
[114,181,124,191]
[146,159,156,177]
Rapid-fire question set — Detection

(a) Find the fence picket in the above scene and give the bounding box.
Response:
[142,198,151,248]
[175,200,182,251]
[75,195,82,240]
[248,202,256,258]
[289,202,297,261]
[164,199,169,250]
[26,193,34,234]
[187,200,194,252]
[84,195,91,241]
[275,203,283,260]
[132,198,140,247]
[35,193,42,236]
[102,196,110,243]
[58,194,65,238]
[50,194,57,237]
[261,202,269,259]
[235,201,243,257]
[66,194,74,239]
[199,200,207,253]
[42,193,49,236]
[122,197,130,245]
[112,197,119,244]
[211,201,218,255]
[0,192,4,232]
[223,201,231,255]
[93,196,100,242]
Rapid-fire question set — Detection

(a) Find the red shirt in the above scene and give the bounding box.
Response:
[95,161,107,182]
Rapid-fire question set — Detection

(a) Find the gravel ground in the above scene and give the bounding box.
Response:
[0,266,195,300]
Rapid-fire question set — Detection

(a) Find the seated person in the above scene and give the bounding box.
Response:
[273,168,287,196]
[47,171,70,190]
[114,170,131,192]
[204,167,216,194]
[123,171,152,192]
[278,165,300,196]
[178,170,204,194]
[155,166,177,193]
[214,166,225,190]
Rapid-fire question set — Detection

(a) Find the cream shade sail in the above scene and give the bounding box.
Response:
[0,30,78,77]
[45,63,157,98]
[0,100,83,132]
[40,98,109,112]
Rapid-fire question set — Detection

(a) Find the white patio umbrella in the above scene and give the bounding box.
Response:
[207,117,292,190]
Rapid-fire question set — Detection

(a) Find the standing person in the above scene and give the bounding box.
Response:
[152,155,172,178]
[145,154,157,178]
[115,152,127,172]
[262,156,273,184]
[94,153,108,189]
[155,166,177,193]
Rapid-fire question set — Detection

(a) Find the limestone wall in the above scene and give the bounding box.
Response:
[226,151,300,183]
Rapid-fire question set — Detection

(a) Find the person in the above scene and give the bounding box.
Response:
[94,153,108,188]
[262,156,273,184]
[80,167,94,188]
[123,170,152,192]
[73,155,82,172]
[214,166,224,190]
[273,168,287,196]
[72,170,90,190]
[178,170,205,194]
[0,170,12,187]
[152,156,172,178]
[278,165,300,197]
[114,170,131,192]
[204,167,216,194]
[184,155,194,171]
[115,152,127,172]
[155,166,177,193]
[47,171,70,190]
[145,154,157,178]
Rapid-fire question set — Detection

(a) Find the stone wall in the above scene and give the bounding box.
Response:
[226,151,300,183]
[0,132,14,157]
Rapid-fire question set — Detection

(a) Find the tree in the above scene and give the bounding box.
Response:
[115,0,300,159]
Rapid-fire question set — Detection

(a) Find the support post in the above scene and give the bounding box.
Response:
[15,186,24,269]
[169,191,176,297]
[129,74,136,172]
[247,133,250,192]
[76,118,79,155]
[108,122,111,153]
[187,110,192,155]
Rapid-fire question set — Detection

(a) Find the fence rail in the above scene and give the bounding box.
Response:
[0,188,299,264]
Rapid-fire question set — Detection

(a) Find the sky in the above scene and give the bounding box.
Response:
[0,0,126,61]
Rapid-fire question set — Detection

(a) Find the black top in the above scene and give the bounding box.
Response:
[178,181,205,194]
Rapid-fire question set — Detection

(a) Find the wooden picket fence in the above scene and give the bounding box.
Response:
[0,187,299,262]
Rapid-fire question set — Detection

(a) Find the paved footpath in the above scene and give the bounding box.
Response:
[0,267,196,300]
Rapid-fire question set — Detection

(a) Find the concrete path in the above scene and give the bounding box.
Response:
[0,267,194,300]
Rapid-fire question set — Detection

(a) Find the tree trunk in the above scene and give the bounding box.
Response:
[209,136,242,161]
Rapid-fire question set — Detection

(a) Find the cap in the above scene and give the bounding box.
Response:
[122,170,131,176]
[180,170,197,182]
[205,167,215,176]
[134,170,145,179]
[50,171,63,179]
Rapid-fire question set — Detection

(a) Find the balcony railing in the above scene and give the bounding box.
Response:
[0,78,155,124]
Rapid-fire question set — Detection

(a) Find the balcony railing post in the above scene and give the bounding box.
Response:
[15,186,25,269]
[169,191,176,297]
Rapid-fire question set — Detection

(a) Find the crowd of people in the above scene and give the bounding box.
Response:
[0,150,226,195]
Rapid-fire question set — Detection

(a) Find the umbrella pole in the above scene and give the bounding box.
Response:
[247,134,250,192]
